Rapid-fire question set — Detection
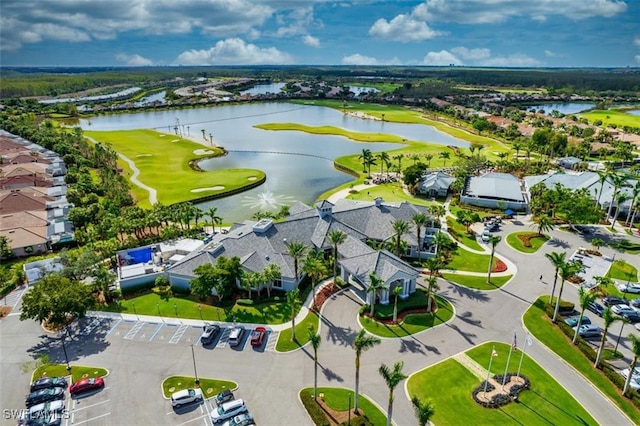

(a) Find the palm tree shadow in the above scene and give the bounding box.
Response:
[457,311,483,328]
[548,238,571,249]
[322,316,356,347]
[443,284,491,303]
[446,323,477,345]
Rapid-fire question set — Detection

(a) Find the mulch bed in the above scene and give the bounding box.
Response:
[316,396,357,425]
[0,306,12,319]
[516,232,546,248]
[492,259,508,273]
[311,283,342,313]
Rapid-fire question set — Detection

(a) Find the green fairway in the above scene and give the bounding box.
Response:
[86,129,264,207]
[441,273,512,290]
[407,342,598,426]
[579,109,640,128]
[506,231,549,253]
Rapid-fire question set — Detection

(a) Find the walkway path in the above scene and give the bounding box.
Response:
[326,183,376,204]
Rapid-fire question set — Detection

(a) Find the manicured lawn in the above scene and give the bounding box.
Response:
[275,311,319,352]
[101,291,299,325]
[506,231,549,253]
[32,364,108,383]
[407,342,598,426]
[579,109,640,128]
[441,273,512,290]
[607,260,638,283]
[360,295,453,338]
[301,387,387,426]
[446,249,493,273]
[446,217,483,251]
[346,181,440,207]
[523,297,640,422]
[161,376,237,399]
[86,129,264,207]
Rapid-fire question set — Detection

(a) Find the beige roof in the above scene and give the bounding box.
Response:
[1,210,48,230]
[0,163,48,178]
[0,227,47,249]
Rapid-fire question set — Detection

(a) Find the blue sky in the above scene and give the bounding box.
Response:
[1,0,639,68]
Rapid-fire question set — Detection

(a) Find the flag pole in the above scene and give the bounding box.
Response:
[517,334,532,378]
[502,330,516,388]
[484,345,496,395]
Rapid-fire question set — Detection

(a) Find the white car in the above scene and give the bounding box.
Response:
[211,399,247,424]
[572,324,601,338]
[481,229,491,242]
[28,400,65,418]
[621,367,640,380]
[222,412,255,426]
[617,283,640,294]
[227,326,245,347]
[171,388,203,407]
[611,304,636,316]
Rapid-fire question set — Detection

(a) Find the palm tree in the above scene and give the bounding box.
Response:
[262,263,281,298]
[623,334,640,395]
[353,329,381,413]
[411,395,435,426]
[392,154,404,173]
[286,241,307,287]
[378,152,390,176]
[379,361,408,426]
[286,289,301,342]
[359,149,372,173]
[367,273,386,317]
[573,286,597,343]
[392,219,410,257]
[307,326,321,400]
[610,193,630,231]
[512,142,522,160]
[553,260,584,323]
[328,230,347,286]
[606,173,629,221]
[590,237,606,254]
[438,151,451,168]
[206,206,223,234]
[193,207,204,228]
[595,306,619,368]
[533,214,554,236]
[486,235,502,284]
[624,181,640,226]
[392,285,403,324]
[412,213,428,259]
[545,251,567,304]
[425,275,440,315]
[424,153,433,168]
[303,250,328,313]
[594,170,612,208]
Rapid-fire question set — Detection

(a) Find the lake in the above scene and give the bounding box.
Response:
[524,102,596,115]
[81,102,467,221]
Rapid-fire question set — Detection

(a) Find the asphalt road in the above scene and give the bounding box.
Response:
[1,221,638,426]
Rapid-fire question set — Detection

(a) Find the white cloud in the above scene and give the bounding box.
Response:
[482,53,540,67]
[451,47,490,61]
[413,0,627,24]
[545,50,557,57]
[422,50,462,66]
[341,54,402,66]
[636,55,640,64]
[302,35,320,47]
[369,14,441,42]
[634,37,640,47]
[174,38,293,65]
[421,46,539,67]
[116,53,153,66]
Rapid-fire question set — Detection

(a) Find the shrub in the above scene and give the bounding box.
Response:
[155,276,169,287]
[121,281,154,296]
[236,298,254,306]
[299,391,329,426]
[340,417,373,426]
[170,286,191,296]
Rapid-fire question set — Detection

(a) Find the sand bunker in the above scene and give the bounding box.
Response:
[191,186,225,193]
[136,154,152,157]
[247,176,258,181]
[193,149,215,155]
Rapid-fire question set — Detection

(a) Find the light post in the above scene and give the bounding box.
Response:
[174,303,178,317]
[60,331,71,371]
[191,344,199,385]
[198,305,203,321]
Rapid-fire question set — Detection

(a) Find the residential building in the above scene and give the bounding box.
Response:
[418,171,455,198]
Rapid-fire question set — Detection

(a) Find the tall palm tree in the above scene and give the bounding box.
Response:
[411,395,435,426]
[595,306,619,368]
[193,207,204,228]
[606,173,629,221]
[553,260,585,323]
[610,192,630,231]
[391,219,410,257]
[392,285,403,324]
[379,361,408,426]
[425,275,440,315]
[624,181,640,227]
[328,230,347,286]
[412,213,428,258]
[286,289,301,342]
[378,151,390,176]
[594,170,612,208]
[533,214,554,236]
[206,206,223,234]
[307,326,321,400]
[512,142,522,160]
[303,251,328,313]
[359,149,372,174]
[486,235,502,284]
[438,151,451,168]
[367,273,386,317]
[545,251,567,304]
[424,153,433,168]
[353,329,381,413]
[573,286,596,343]
[623,334,640,395]
[392,154,404,173]
[262,263,281,298]
[286,241,307,287]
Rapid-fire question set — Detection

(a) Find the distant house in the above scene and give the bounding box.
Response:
[461,172,527,211]
[556,156,582,170]
[167,198,440,306]
[418,171,455,198]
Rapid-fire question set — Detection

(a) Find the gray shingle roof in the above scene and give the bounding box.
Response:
[466,173,524,202]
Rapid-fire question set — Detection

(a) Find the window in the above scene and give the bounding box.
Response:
[272,279,283,289]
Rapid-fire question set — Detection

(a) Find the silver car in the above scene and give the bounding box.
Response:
[211,399,247,424]
[171,388,203,407]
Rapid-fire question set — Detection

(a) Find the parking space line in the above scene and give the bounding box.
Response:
[105,318,122,336]
[176,413,209,426]
[265,330,279,351]
[79,318,103,336]
[69,398,110,412]
[71,412,110,425]
[169,324,190,344]
[149,322,164,341]
[124,321,145,339]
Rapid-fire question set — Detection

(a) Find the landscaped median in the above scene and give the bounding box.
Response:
[523,297,640,422]
[506,231,549,253]
[32,364,108,383]
[275,311,319,352]
[406,342,598,426]
[299,387,386,426]
[441,273,512,290]
[161,376,237,399]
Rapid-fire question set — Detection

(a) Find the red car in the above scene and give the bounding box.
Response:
[70,377,104,395]
[250,326,267,346]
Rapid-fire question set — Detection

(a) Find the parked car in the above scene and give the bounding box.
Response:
[620,368,640,390]
[28,400,65,419]
[573,324,601,338]
[481,229,491,242]
[201,324,222,345]
[564,315,591,327]
[486,221,500,232]
[222,412,255,426]
[250,326,267,346]
[210,399,247,424]
[215,389,234,406]
[69,377,104,395]
[574,225,593,235]
[228,326,245,347]
[622,310,640,323]
[25,388,64,408]
[603,297,628,307]
[587,301,605,316]
[621,367,640,379]
[30,377,68,392]
[170,388,203,408]
[21,413,62,426]
[617,283,640,294]
[630,298,640,309]
[612,304,636,316]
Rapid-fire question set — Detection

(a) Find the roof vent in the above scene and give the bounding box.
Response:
[253,219,273,233]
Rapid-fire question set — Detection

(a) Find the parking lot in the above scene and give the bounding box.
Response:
[64,386,111,426]
[165,388,252,426]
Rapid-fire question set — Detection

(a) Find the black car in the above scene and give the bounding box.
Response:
[623,311,640,323]
[30,377,68,392]
[201,324,221,345]
[603,297,629,307]
[24,414,62,426]
[587,301,605,317]
[215,389,234,406]
[25,388,64,408]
